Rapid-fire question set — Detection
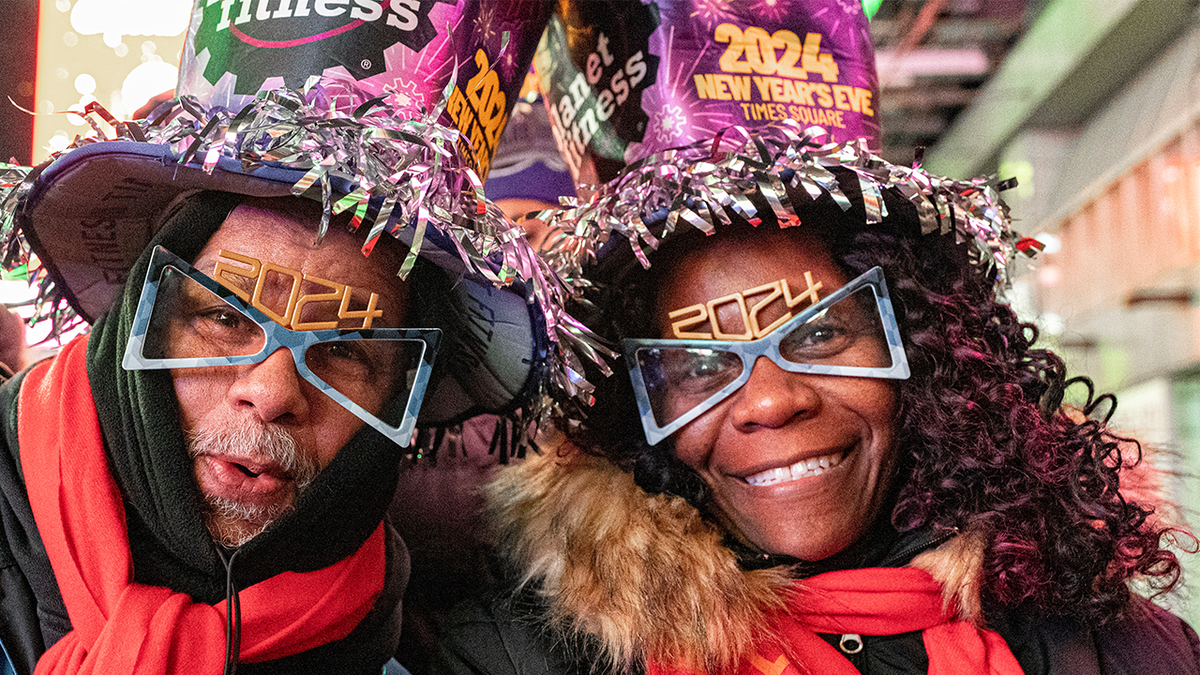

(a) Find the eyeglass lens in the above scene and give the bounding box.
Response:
[143,267,425,429]
[635,285,892,427]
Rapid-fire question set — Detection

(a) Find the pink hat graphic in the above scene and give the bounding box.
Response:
[535,0,879,184]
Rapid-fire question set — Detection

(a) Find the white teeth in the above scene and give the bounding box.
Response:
[744,452,844,487]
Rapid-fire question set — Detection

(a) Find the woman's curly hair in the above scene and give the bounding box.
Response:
[566,174,1184,624]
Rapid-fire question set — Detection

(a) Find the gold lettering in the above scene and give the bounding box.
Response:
[832,84,856,112]
[783,271,823,308]
[466,49,506,150]
[814,83,833,108]
[707,293,753,341]
[214,249,261,302]
[712,74,733,100]
[253,260,304,327]
[801,32,839,82]
[695,73,720,99]
[856,87,874,116]
[745,280,786,338]
[292,275,345,331]
[773,29,804,79]
[668,272,825,341]
[727,75,753,101]
[670,304,711,339]
[766,78,783,102]
[752,75,772,100]
[212,250,383,330]
[715,23,752,74]
[338,286,383,329]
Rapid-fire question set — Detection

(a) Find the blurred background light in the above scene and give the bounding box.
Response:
[875,47,990,88]
[1033,232,1062,255]
[32,0,191,162]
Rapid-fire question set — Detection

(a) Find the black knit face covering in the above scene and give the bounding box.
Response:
[87,190,244,592]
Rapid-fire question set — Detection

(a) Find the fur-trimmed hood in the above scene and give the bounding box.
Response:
[486,444,985,674]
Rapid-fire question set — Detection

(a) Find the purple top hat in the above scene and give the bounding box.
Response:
[534,0,880,185]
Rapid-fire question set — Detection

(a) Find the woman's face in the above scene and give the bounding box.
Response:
[656,229,900,561]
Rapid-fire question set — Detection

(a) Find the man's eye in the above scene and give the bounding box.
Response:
[198,307,250,330]
[305,340,388,383]
[317,341,369,364]
[189,304,261,339]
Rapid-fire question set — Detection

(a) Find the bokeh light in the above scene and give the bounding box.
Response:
[34,0,190,161]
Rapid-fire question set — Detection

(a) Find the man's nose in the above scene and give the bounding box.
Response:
[226,347,310,425]
[728,357,821,431]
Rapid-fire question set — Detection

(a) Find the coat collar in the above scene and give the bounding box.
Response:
[486,444,985,673]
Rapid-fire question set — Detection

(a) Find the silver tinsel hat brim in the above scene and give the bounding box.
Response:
[536,121,1040,292]
[0,75,612,441]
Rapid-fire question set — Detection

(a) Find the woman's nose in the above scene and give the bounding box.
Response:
[728,357,821,431]
[226,347,310,426]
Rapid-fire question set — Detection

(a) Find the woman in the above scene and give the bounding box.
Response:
[434,126,1199,675]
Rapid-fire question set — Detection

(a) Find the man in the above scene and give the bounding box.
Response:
[0,2,584,670]
[0,146,558,675]
[0,192,401,673]
[0,60,564,675]
[165,196,416,548]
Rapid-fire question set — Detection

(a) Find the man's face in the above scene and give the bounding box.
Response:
[170,199,409,546]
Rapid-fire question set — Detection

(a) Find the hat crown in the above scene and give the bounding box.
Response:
[535,0,880,183]
[178,0,549,177]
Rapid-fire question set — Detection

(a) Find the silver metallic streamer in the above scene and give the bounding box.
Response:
[0,77,611,428]
[538,121,1031,297]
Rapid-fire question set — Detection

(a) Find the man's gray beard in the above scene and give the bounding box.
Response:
[187,418,319,547]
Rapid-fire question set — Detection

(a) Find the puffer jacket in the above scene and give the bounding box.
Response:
[434,445,1200,675]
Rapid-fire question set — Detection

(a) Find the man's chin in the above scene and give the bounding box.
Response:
[201,492,295,548]
[185,417,318,547]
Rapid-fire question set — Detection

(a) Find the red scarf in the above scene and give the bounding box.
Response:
[18,336,387,675]
[649,567,1024,675]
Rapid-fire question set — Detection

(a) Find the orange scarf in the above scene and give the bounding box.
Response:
[649,567,1023,675]
[18,336,386,675]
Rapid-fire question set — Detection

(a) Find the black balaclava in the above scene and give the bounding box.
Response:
[84,191,408,672]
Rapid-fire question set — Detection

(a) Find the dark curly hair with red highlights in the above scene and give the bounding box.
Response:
[566,173,1184,624]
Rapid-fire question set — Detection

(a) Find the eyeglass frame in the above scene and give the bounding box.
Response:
[122,245,442,447]
[623,266,910,446]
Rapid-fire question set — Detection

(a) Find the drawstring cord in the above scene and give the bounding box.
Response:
[216,547,243,675]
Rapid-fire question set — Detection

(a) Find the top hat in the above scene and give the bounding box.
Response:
[529,0,1037,295]
[533,0,882,185]
[0,0,603,434]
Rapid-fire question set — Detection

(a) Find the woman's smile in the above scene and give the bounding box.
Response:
[740,448,846,486]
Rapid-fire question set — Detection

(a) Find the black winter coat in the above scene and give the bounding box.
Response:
[430,447,1200,675]
[435,580,1200,675]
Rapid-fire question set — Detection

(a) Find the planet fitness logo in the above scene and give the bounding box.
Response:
[197,0,456,94]
[539,1,660,179]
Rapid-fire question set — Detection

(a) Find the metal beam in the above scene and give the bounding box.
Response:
[925,0,1198,178]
